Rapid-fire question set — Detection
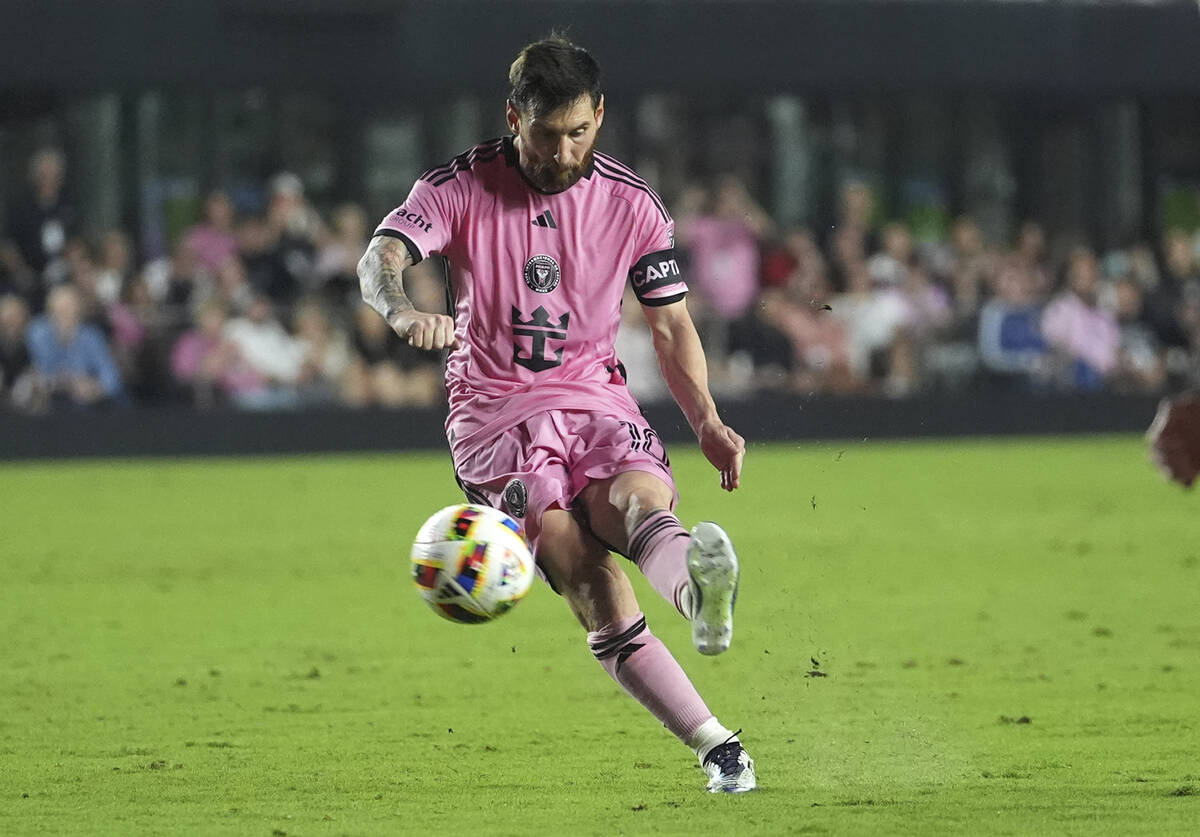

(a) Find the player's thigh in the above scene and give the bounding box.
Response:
[576,469,677,555]
[537,507,639,631]
[567,412,678,553]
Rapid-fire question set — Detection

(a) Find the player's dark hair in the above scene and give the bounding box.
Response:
[508,34,602,118]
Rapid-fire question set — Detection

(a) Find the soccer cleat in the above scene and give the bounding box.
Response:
[687,521,739,655]
[702,739,757,794]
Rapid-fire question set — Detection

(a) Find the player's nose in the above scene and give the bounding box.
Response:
[555,136,574,165]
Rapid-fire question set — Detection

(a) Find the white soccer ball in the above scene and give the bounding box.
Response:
[410,504,535,624]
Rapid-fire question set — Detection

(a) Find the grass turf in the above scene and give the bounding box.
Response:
[1,435,1198,835]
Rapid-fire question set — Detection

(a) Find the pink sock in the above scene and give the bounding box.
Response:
[627,509,690,617]
[587,613,713,742]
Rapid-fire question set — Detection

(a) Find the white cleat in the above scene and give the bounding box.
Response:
[703,740,757,794]
[687,521,739,656]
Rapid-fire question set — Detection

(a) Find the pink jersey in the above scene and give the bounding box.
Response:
[375,137,687,459]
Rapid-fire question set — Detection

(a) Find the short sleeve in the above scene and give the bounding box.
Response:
[627,198,687,307]
[373,177,460,265]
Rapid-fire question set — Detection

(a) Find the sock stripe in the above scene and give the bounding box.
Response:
[629,521,671,561]
[628,511,683,562]
[590,616,648,660]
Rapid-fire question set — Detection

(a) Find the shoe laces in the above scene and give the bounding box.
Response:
[703,729,744,773]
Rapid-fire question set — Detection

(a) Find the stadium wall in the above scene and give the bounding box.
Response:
[2,0,1200,97]
[0,392,1160,461]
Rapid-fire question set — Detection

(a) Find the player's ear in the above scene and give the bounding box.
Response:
[594,95,605,130]
[506,100,521,135]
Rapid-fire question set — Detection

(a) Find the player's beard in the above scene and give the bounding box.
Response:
[525,146,594,193]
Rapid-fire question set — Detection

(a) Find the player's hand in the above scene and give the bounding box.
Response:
[699,420,745,492]
[391,311,459,351]
[1148,393,1200,488]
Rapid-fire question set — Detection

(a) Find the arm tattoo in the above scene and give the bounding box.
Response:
[358,235,415,324]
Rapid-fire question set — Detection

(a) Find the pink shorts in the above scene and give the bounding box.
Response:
[453,409,677,561]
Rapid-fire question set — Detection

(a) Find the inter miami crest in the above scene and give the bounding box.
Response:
[502,478,528,519]
[523,254,561,294]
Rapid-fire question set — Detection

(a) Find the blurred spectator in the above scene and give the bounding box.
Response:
[830,263,909,391]
[261,171,325,302]
[108,277,175,403]
[1143,227,1198,353]
[1178,284,1200,388]
[888,262,953,394]
[235,216,283,298]
[171,298,261,408]
[825,180,878,292]
[95,229,134,305]
[3,147,76,302]
[1111,276,1166,394]
[1041,247,1120,391]
[140,236,205,314]
[867,222,914,287]
[0,294,33,408]
[827,224,869,295]
[184,190,239,274]
[63,237,107,330]
[1013,221,1052,298]
[721,226,826,385]
[675,176,773,335]
[977,259,1049,389]
[346,303,442,408]
[212,256,255,315]
[223,293,307,410]
[0,238,36,302]
[314,203,370,304]
[292,298,355,405]
[761,225,818,290]
[944,216,992,321]
[25,284,123,409]
[835,180,878,248]
[757,253,854,393]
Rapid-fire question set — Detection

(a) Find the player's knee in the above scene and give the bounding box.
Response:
[609,481,672,534]
[556,542,620,594]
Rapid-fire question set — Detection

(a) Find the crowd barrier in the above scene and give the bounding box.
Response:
[0,391,1160,461]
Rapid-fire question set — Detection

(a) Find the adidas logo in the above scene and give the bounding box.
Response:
[531,209,558,229]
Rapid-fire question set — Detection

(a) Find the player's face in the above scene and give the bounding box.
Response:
[509,94,604,193]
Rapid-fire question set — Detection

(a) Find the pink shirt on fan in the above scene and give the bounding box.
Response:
[678,215,760,320]
[1040,291,1119,375]
[374,137,686,460]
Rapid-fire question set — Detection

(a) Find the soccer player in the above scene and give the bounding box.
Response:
[358,35,755,793]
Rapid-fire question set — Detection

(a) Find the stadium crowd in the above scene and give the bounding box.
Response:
[1,146,1197,413]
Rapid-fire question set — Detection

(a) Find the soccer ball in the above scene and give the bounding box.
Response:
[410,504,535,624]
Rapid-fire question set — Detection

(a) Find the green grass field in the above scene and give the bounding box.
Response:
[2,436,1198,836]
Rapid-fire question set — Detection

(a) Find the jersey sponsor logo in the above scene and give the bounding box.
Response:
[391,207,434,233]
[511,305,570,372]
[502,478,528,519]
[523,254,561,294]
[630,249,681,290]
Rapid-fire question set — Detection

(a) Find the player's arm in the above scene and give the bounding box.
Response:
[357,234,457,350]
[642,299,745,491]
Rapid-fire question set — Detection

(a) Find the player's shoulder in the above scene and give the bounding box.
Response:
[417,137,508,188]
[591,151,671,224]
